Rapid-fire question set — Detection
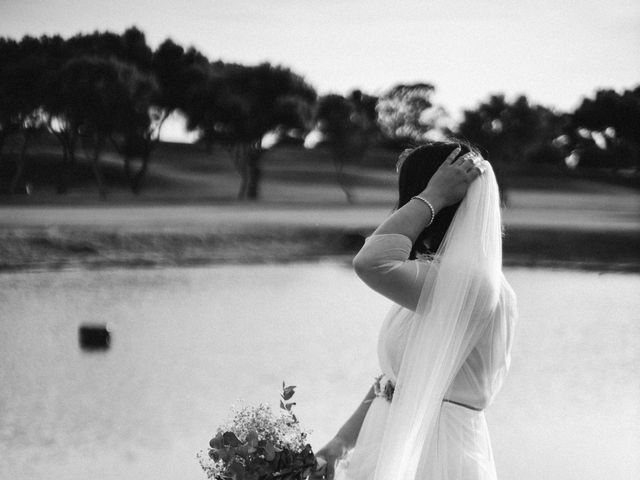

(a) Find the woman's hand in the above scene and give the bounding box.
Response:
[310,436,349,479]
[421,146,483,213]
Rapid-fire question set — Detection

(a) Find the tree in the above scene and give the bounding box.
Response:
[151,39,209,141]
[0,29,163,194]
[458,94,564,164]
[308,90,378,202]
[49,56,157,197]
[568,87,640,171]
[376,83,447,147]
[185,62,316,200]
[0,37,21,155]
[64,27,153,72]
[0,36,52,193]
[181,62,226,152]
[37,34,80,193]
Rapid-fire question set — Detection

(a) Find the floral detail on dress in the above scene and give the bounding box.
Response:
[373,374,395,402]
[415,251,436,263]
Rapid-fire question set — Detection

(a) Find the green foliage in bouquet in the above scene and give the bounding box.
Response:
[199,382,317,480]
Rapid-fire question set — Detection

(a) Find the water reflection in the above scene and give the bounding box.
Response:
[0,265,638,480]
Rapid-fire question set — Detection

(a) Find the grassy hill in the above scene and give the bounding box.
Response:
[1,135,638,272]
[2,134,636,203]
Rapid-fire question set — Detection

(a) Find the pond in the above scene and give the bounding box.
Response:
[1,264,638,480]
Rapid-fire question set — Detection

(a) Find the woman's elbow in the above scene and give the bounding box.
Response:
[352,250,385,282]
[352,252,366,276]
[352,251,373,279]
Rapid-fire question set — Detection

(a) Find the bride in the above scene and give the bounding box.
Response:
[312,142,518,480]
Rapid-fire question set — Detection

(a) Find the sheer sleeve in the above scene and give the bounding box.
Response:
[352,234,426,311]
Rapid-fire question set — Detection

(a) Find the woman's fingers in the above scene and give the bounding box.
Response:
[452,151,484,185]
[467,165,483,181]
[444,146,462,165]
[454,152,475,167]
[326,460,335,478]
[310,460,326,479]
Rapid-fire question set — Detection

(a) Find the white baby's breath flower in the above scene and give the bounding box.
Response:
[217,402,310,453]
[199,388,315,479]
[197,450,224,480]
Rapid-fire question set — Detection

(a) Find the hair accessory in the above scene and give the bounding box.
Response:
[473,157,488,174]
[411,195,435,227]
[373,374,395,402]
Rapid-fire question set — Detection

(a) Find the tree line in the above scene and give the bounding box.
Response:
[1,27,638,199]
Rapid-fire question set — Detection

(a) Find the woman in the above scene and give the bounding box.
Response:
[313,142,518,480]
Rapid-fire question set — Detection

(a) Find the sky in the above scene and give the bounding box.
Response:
[1,0,639,120]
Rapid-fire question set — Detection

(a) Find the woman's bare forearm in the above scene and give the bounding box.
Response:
[334,386,376,448]
[312,387,377,478]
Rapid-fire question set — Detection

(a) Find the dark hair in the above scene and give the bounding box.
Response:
[397,141,480,259]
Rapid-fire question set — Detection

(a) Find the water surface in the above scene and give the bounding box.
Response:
[1,265,638,480]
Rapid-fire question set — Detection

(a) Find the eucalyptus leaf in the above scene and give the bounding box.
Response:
[228,460,245,480]
[282,386,296,400]
[223,431,241,447]
[218,446,235,462]
[245,430,259,447]
[264,441,276,461]
[209,431,224,449]
[236,444,251,458]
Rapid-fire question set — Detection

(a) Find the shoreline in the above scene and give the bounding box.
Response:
[2,226,639,274]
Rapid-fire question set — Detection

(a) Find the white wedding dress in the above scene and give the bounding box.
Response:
[335,162,517,480]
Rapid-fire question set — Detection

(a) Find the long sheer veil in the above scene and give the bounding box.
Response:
[372,160,505,479]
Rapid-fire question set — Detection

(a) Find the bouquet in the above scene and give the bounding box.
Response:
[198,382,318,480]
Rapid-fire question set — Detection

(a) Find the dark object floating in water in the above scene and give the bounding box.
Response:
[79,324,111,350]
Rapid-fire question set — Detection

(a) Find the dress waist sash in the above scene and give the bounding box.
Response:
[373,374,483,412]
[442,398,483,412]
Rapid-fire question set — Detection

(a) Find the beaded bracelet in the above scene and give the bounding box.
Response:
[411,195,435,227]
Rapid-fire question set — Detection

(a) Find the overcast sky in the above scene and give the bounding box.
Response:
[2,0,639,118]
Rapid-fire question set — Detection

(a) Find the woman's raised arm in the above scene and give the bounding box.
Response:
[353,147,481,310]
